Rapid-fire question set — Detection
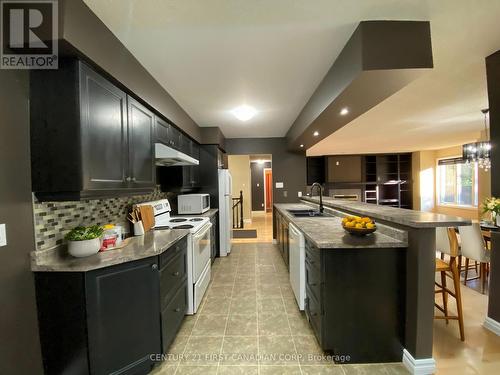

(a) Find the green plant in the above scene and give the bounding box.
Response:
[482,197,500,215]
[65,225,104,241]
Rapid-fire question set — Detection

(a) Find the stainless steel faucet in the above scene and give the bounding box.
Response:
[310,182,324,214]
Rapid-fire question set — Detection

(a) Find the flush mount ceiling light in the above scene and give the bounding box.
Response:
[313,131,319,137]
[231,105,257,122]
[340,107,349,116]
[300,144,304,148]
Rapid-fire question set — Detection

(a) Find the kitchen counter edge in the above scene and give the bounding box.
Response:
[31,230,190,272]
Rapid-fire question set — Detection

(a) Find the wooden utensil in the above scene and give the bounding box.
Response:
[139,205,155,232]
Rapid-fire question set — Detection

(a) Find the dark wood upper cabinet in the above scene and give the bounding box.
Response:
[128,97,155,188]
[30,59,155,200]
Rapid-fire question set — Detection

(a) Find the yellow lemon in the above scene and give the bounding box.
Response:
[366,223,375,229]
[345,221,355,228]
[355,223,363,229]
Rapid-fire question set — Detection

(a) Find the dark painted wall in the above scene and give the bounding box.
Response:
[251,162,272,211]
[0,70,43,373]
[225,138,306,204]
[486,50,500,323]
[59,0,201,142]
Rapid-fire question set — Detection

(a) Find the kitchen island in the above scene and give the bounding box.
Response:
[274,199,470,374]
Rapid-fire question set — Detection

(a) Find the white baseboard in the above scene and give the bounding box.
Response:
[402,349,436,375]
[484,317,500,336]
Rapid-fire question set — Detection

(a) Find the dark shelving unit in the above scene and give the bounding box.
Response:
[362,153,412,209]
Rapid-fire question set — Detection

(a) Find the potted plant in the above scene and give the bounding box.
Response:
[482,197,500,226]
[65,225,104,257]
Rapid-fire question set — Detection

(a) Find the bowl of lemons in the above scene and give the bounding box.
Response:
[341,216,377,236]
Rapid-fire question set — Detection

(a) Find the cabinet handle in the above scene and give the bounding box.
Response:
[152,264,158,271]
[174,307,181,312]
[131,177,136,182]
[126,177,131,182]
[172,271,180,277]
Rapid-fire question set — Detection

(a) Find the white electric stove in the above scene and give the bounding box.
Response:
[137,199,212,314]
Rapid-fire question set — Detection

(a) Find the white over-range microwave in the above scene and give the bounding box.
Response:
[177,194,210,214]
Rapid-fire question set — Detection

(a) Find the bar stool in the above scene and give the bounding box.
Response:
[435,227,465,341]
[458,223,491,294]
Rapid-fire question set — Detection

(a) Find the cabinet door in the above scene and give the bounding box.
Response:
[127,97,155,188]
[79,63,128,190]
[180,135,192,155]
[169,125,181,150]
[191,142,200,160]
[156,117,171,144]
[86,257,161,375]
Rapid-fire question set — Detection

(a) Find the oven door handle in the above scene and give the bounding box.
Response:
[193,222,212,240]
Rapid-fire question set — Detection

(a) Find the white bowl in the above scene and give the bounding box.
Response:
[68,238,101,258]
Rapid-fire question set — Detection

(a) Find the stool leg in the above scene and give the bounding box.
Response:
[475,261,478,275]
[464,258,469,285]
[481,262,487,294]
[451,261,465,341]
[441,270,449,324]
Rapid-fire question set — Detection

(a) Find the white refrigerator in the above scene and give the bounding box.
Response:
[218,169,233,256]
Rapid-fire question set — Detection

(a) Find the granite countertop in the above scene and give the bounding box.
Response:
[274,203,407,249]
[31,229,189,272]
[301,196,472,228]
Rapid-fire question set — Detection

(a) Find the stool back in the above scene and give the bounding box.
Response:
[447,227,459,258]
[436,227,452,255]
[458,223,490,263]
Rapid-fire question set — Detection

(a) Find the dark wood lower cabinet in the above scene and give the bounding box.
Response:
[35,237,189,375]
[274,211,289,269]
[304,240,406,363]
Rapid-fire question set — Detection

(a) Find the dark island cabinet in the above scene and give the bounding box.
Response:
[30,59,155,201]
[274,211,289,269]
[210,212,219,262]
[35,257,161,375]
[304,240,405,363]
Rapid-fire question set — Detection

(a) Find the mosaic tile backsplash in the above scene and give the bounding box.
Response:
[33,188,172,251]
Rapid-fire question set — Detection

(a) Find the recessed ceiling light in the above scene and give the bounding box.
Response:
[313,131,319,137]
[300,144,304,148]
[231,105,257,121]
[340,107,349,116]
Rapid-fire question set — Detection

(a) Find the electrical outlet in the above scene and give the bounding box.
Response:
[0,224,6,247]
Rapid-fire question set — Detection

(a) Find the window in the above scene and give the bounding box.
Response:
[437,158,478,207]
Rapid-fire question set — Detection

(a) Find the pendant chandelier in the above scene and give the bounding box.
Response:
[463,108,491,171]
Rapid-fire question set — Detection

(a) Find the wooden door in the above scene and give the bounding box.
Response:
[264,168,273,212]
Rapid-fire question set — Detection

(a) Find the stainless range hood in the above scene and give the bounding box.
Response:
[155,143,199,166]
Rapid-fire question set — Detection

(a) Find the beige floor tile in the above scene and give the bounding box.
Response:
[217,365,259,374]
[206,285,234,299]
[288,313,315,336]
[293,335,332,365]
[301,365,345,374]
[182,336,223,365]
[257,284,282,298]
[176,365,218,374]
[177,315,197,336]
[259,365,302,374]
[168,334,189,355]
[258,336,299,365]
[191,315,228,336]
[220,336,259,365]
[225,314,258,336]
[257,297,286,313]
[230,296,257,314]
[200,297,231,315]
[258,311,292,336]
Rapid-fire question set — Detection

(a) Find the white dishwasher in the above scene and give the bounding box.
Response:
[288,223,305,310]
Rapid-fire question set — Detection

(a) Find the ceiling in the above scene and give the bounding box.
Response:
[84,0,500,152]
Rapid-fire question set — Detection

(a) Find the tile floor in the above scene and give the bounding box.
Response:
[151,242,409,374]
